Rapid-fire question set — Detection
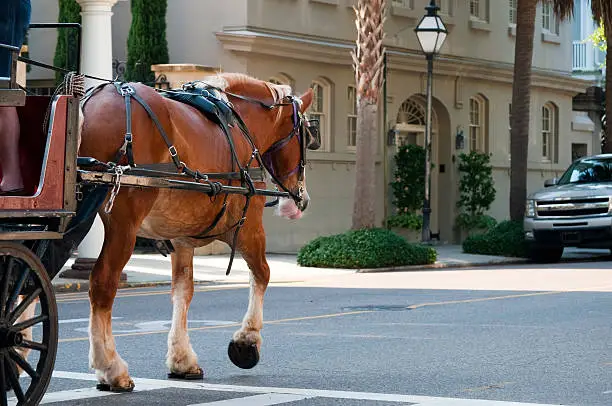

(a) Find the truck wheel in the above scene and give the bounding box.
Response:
[529,247,564,263]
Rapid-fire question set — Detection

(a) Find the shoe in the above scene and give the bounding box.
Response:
[0,188,24,196]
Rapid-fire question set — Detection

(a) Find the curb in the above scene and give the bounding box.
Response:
[356,258,529,273]
[52,279,219,294]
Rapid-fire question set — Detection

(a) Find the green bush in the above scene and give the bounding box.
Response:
[455,151,496,232]
[53,0,81,86]
[386,212,422,231]
[455,213,497,234]
[390,144,425,213]
[297,228,437,269]
[462,220,528,258]
[126,0,169,83]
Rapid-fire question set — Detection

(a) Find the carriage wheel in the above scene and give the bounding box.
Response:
[0,242,58,406]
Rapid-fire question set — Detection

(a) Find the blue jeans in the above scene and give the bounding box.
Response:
[0,0,31,78]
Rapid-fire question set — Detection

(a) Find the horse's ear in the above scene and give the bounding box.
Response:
[299,89,314,113]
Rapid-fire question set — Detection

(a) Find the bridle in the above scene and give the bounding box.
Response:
[203,84,319,205]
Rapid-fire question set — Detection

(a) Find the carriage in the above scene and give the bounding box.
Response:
[0,23,319,405]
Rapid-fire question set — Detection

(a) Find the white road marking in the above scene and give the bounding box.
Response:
[8,387,118,405]
[188,393,313,406]
[59,317,122,324]
[50,371,566,405]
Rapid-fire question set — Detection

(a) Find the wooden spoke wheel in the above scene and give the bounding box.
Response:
[0,243,58,406]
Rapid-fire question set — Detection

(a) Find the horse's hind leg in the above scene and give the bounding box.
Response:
[227,223,270,369]
[166,245,202,379]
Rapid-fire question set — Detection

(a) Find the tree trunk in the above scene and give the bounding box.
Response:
[352,100,378,229]
[509,0,537,221]
[351,0,385,230]
[603,29,612,153]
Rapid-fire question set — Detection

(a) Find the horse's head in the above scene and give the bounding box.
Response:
[194,73,319,220]
[260,87,319,220]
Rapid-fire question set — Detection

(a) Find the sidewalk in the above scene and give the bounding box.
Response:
[51,245,612,293]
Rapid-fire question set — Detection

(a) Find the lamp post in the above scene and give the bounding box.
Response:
[414,0,447,243]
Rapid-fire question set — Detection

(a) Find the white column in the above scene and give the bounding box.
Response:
[77,0,119,88]
[69,0,119,275]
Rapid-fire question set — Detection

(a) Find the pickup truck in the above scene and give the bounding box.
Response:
[524,154,612,263]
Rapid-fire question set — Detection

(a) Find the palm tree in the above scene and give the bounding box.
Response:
[351,0,386,229]
[509,0,574,221]
[589,2,612,152]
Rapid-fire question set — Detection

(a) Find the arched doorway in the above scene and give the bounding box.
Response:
[392,95,452,242]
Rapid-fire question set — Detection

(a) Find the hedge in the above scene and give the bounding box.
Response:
[462,220,529,258]
[297,228,437,269]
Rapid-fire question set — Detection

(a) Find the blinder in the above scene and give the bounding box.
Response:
[301,117,321,151]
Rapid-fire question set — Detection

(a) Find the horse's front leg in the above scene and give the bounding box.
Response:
[89,195,153,392]
[166,245,202,379]
[227,224,270,369]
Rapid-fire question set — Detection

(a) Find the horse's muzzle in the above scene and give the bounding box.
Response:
[297,198,309,212]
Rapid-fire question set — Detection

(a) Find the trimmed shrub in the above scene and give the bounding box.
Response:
[297,228,437,269]
[53,0,81,85]
[126,0,169,83]
[386,212,423,231]
[455,151,496,233]
[462,220,528,258]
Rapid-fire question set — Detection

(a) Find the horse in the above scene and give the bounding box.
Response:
[75,72,316,392]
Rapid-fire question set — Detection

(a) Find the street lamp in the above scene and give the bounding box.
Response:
[414,0,447,243]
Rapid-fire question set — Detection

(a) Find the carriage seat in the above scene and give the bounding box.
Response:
[0,95,70,211]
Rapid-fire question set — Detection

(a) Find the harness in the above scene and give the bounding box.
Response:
[80,81,308,276]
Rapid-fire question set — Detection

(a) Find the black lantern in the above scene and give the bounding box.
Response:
[414,1,448,56]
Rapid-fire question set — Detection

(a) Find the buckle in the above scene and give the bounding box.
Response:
[125,133,132,143]
[119,84,134,96]
[168,146,178,157]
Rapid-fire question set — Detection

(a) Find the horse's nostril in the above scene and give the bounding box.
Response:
[299,199,309,212]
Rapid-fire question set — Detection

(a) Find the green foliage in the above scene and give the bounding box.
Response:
[390,144,425,212]
[53,0,81,86]
[126,0,169,83]
[587,21,606,69]
[297,228,437,269]
[588,22,607,52]
[386,212,422,231]
[455,151,496,231]
[455,213,497,233]
[462,220,528,258]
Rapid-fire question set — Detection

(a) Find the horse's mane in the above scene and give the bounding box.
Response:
[195,72,293,105]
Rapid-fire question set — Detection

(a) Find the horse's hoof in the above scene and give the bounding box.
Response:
[96,381,135,393]
[228,339,259,369]
[168,367,204,380]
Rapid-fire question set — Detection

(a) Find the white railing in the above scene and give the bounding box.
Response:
[573,41,588,71]
[573,40,605,72]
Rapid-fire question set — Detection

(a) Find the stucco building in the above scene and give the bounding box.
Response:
[25,0,596,252]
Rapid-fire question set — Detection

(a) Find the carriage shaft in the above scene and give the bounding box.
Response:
[77,170,291,199]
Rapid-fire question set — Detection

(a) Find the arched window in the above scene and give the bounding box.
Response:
[307,79,331,151]
[542,103,558,162]
[268,73,294,89]
[469,94,488,152]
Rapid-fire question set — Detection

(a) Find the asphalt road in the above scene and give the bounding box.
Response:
[14,260,612,405]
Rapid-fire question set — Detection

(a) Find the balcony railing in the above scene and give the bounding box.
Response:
[573,40,604,72]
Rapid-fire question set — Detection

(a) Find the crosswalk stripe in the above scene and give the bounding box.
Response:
[49,371,566,405]
[187,393,313,406]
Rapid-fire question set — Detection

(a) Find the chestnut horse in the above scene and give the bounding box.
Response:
[76,73,314,392]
